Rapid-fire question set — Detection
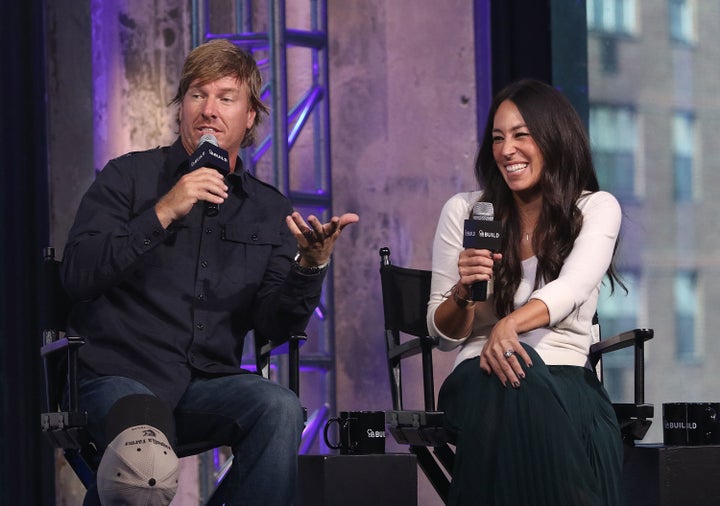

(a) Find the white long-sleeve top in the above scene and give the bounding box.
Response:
[427,190,622,370]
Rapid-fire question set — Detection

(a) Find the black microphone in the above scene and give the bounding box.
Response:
[462,202,502,301]
[188,134,230,217]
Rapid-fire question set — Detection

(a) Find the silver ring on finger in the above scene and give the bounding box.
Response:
[503,349,515,359]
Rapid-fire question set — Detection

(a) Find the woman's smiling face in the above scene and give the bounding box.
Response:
[491,99,544,198]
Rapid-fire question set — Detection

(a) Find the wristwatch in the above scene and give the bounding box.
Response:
[292,252,329,275]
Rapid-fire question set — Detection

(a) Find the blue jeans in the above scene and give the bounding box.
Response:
[77,373,304,506]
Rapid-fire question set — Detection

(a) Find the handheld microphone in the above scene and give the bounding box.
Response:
[462,202,502,301]
[188,134,230,217]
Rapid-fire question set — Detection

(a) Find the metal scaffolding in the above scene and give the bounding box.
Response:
[191,0,334,498]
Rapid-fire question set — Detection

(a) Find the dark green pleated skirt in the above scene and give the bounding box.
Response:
[437,343,624,506]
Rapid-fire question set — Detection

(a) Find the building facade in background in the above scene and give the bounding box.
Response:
[588,0,720,442]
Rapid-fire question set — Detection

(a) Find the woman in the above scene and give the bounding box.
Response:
[428,79,624,505]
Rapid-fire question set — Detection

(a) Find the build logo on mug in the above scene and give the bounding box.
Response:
[663,402,720,445]
[323,411,386,455]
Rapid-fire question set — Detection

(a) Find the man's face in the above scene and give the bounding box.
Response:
[179,76,256,171]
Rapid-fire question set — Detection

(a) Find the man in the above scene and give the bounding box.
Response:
[61,38,359,505]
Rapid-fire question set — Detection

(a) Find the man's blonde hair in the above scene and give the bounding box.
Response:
[172,39,269,148]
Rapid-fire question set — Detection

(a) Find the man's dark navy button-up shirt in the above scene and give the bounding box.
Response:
[61,139,325,407]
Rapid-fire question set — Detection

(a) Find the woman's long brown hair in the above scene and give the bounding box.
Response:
[475,79,624,317]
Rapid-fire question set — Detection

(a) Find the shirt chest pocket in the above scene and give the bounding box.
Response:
[219,224,283,283]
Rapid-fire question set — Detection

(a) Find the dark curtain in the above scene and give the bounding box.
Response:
[489,0,553,92]
[0,0,54,504]
[475,0,588,130]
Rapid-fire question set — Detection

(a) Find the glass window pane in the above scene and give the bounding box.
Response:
[590,105,637,198]
[587,0,636,34]
[674,155,693,201]
[675,272,698,360]
[673,113,696,202]
[670,0,696,43]
[597,272,638,400]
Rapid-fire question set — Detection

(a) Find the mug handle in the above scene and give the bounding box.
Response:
[323,417,342,449]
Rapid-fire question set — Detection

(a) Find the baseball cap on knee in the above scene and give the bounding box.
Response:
[97,394,179,506]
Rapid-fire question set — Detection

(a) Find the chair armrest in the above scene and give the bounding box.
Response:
[386,334,439,411]
[255,331,308,397]
[590,327,654,416]
[387,335,439,362]
[256,331,308,360]
[589,328,653,367]
[41,335,85,357]
[41,335,86,414]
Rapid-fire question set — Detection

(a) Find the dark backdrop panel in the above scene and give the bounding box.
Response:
[490,0,553,92]
[0,0,53,504]
[484,0,588,126]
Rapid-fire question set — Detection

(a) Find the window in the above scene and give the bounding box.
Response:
[589,105,638,200]
[598,272,639,344]
[597,271,639,400]
[675,271,700,361]
[669,0,696,44]
[673,112,696,202]
[587,0,637,35]
[599,36,619,75]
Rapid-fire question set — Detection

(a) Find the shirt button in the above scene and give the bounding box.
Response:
[251,233,258,241]
[143,239,151,246]
[196,322,205,330]
[201,260,208,268]
[197,293,205,301]
[205,228,213,235]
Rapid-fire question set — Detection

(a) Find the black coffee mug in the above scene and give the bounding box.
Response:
[323,411,386,455]
[663,402,720,445]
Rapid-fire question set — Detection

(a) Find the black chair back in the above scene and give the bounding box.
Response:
[379,247,453,503]
[380,247,436,411]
